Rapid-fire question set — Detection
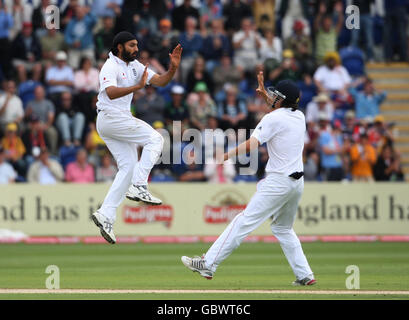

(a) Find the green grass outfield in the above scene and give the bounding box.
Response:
[0,242,408,300]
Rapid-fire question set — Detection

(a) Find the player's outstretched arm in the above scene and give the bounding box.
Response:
[150,44,183,87]
[222,137,260,162]
[105,65,149,99]
[256,71,274,106]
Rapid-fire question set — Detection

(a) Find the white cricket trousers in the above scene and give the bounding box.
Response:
[205,172,313,280]
[96,110,164,222]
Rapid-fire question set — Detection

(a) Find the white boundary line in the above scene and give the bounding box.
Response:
[0,289,408,295]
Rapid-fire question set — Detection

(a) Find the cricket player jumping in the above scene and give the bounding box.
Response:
[92,32,182,244]
[182,72,316,286]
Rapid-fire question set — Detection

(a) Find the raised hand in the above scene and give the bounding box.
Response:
[256,71,274,106]
[137,64,149,90]
[169,44,183,70]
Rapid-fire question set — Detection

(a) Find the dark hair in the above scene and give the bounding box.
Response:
[79,56,91,69]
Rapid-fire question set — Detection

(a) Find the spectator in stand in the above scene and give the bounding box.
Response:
[96,152,117,183]
[40,28,66,71]
[11,21,42,83]
[147,18,179,70]
[21,115,48,169]
[1,122,26,178]
[314,52,351,95]
[164,85,190,133]
[222,0,253,34]
[0,80,24,129]
[91,0,122,19]
[74,56,99,117]
[259,28,282,64]
[27,147,64,184]
[174,148,205,182]
[94,15,116,64]
[349,133,377,181]
[65,148,95,183]
[350,0,375,61]
[217,84,247,130]
[6,0,33,40]
[171,0,200,32]
[186,55,214,95]
[212,53,242,94]
[64,5,97,69]
[199,0,223,29]
[137,49,166,75]
[252,0,275,33]
[0,1,13,79]
[374,144,404,181]
[383,0,408,62]
[305,93,334,125]
[367,115,395,151]
[285,20,314,75]
[179,16,203,82]
[187,82,217,131]
[232,18,263,72]
[204,148,236,183]
[268,49,301,84]
[132,85,166,126]
[342,110,359,142]
[201,19,230,72]
[0,146,17,184]
[45,51,75,104]
[318,113,345,181]
[278,0,311,40]
[60,0,78,31]
[349,78,387,120]
[32,0,51,35]
[56,91,86,147]
[25,85,58,154]
[314,2,344,63]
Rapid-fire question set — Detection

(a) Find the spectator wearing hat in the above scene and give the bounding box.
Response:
[11,21,42,83]
[349,133,377,181]
[349,78,387,120]
[186,56,214,95]
[305,93,334,125]
[65,148,95,183]
[132,85,166,126]
[0,80,24,129]
[187,82,217,131]
[373,144,404,181]
[232,18,263,72]
[64,5,97,69]
[0,146,17,184]
[259,28,282,63]
[217,84,247,130]
[1,122,26,178]
[56,91,86,147]
[278,0,311,40]
[201,19,231,72]
[147,18,179,69]
[269,49,301,84]
[164,85,190,133]
[27,147,64,184]
[25,85,58,155]
[314,2,344,63]
[313,52,351,95]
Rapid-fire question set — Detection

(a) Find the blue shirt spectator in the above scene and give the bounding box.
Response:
[349,81,387,120]
[0,7,13,39]
[319,130,343,169]
[179,17,203,58]
[91,0,123,18]
[64,8,97,50]
[201,19,230,66]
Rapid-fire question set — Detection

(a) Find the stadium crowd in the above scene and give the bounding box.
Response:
[0,0,407,185]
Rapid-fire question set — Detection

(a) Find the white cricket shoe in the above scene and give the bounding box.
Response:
[126,185,162,205]
[91,211,116,244]
[292,275,316,286]
[181,255,213,280]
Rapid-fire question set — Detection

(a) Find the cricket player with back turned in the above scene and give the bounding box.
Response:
[182,72,316,286]
[92,32,182,244]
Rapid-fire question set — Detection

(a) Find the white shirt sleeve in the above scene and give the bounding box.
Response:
[99,61,118,91]
[251,113,278,144]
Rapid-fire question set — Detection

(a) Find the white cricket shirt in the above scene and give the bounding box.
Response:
[251,107,306,175]
[96,52,157,113]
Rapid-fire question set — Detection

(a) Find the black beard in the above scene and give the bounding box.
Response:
[122,50,137,62]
